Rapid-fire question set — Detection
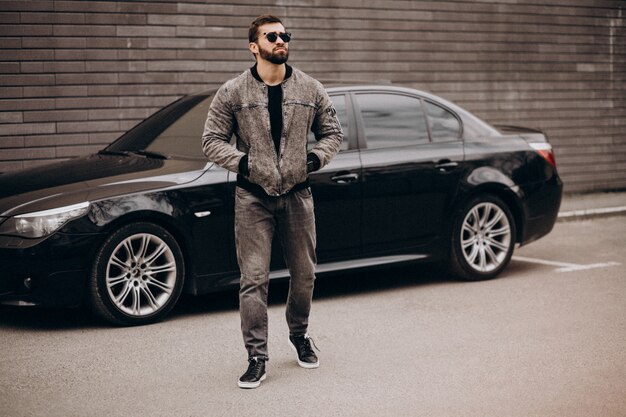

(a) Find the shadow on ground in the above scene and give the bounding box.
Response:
[0,262,461,330]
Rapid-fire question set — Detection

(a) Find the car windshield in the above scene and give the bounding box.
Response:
[106,94,213,159]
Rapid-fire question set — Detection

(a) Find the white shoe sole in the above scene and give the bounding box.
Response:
[238,373,266,389]
[288,338,320,369]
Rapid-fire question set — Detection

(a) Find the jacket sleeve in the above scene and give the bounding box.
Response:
[309,87,343,168]
[202,84,245,173]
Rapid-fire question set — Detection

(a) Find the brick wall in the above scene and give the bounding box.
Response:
[0,0,624,193]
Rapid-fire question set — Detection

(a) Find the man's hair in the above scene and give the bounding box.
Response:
[248,14,283,42]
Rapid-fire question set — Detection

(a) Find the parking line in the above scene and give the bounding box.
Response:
[512,256,621,273]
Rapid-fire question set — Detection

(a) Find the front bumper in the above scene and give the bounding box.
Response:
[0,232,103,307]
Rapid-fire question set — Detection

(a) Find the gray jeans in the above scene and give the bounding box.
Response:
[235,186,317,360]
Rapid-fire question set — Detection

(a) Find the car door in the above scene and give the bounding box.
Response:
[269,92,362,270]
[355,91,464,254]
[309,93,361,263]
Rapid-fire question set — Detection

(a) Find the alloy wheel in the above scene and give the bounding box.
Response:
[105,233,177,317]
[460,202,512,273]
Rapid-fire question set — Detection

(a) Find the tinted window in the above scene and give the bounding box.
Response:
[308,94,349,151]
[145,96,213,159]
[424,101,460,142]
[356,93,428,149]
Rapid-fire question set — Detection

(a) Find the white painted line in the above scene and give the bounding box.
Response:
[558,205,626,219]
[512,256,621,273]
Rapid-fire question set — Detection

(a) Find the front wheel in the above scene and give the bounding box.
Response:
[449,195,516,281]
[89,222,185,326]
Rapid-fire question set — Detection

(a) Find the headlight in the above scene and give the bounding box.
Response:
[0,202,90,238]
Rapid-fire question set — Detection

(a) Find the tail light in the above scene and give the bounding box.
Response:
[529,142,556,167]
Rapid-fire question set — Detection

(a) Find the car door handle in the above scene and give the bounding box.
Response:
[435,160,459,172]
[331,173,359,183]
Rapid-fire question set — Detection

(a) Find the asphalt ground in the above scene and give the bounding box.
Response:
[0,192,625,417]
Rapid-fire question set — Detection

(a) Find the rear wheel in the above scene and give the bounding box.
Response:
[89,222,185,325]
[449,195,516,280]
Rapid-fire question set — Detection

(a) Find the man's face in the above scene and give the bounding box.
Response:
[253,22,289,65]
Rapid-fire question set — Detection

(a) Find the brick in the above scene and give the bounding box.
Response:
[0,62,19,73]
[0,135,24,148]
[85,37,148,49]
[22,37,86,48]
[20,12,84,24]
[24,133,85,147]
[117,25,176,37]
[55,97,118,109]
[23,86,87,98]
[118,96,179,108]
[53,24,115,37]
[56,120,119,133]
[117,2,177,14]
[0,12,20,24]
[54,49,118,60]
[85,13,146,25]
[85,61,146,73]
[177,49,242,61]
[0,87,22,99]
[147,14,205,26]
[0,49,54,61]
[55,73,119,85]
[148,37,206,49]
[0,37,21,48]
[0,122,55,136]
[20,62,44,73]
[0,24,52,36]
[0,1,53,12]
[140,50,178,60]
[23,109,88,122]
[53,1,116,13]
[176,26,235,39]
[0,74,55,86]
[0,111,22,123]
[87,85,123,97]
[88,108,151,121]
[148,60,206,72]
[0,147,55,160]
[118,72,173,84]
[41,61,85,73]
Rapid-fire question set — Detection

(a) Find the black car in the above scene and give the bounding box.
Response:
[0,85,562,325]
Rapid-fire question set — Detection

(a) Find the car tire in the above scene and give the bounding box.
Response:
[88,222,185,326]
[449,194,516,281]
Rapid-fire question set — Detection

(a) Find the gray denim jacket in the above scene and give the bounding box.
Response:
[202,67,343,196]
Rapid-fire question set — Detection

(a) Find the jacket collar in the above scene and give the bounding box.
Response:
[250,63,293,85]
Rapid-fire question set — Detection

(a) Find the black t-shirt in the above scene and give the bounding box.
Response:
[267,84,282,156]
[251,64,293,158]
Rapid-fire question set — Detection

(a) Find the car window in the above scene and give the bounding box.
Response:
[308,94,349,151]
[423,101,461,142]
[145,96,214,159]
[356,93,429,149]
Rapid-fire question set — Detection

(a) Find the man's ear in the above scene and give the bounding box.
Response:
[249,42,258,55]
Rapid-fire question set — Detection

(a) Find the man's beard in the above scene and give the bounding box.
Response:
[259,45,289,65]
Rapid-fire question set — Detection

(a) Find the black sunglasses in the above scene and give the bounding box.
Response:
[262,32,291,43]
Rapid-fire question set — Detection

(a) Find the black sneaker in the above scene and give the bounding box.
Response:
[238,357,266,389]
[288,334,319,369]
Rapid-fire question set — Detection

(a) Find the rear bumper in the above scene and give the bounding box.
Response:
[519,174,563,246]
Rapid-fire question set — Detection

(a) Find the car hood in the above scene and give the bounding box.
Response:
[0,153,210,216]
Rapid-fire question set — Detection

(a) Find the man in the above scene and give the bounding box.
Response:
[202,14,343,389]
